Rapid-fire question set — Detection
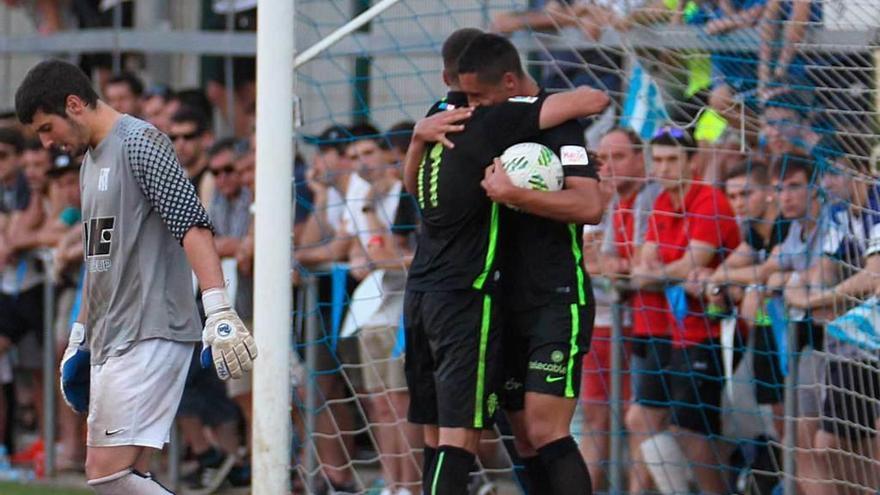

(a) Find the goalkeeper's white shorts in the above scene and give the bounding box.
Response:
[87,338,193,449]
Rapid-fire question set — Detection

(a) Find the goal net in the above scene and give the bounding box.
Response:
[290,1,880,493]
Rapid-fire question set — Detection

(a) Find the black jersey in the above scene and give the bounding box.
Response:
[500,118,600,309]
[407,93,548,292]
[744,215,791,263]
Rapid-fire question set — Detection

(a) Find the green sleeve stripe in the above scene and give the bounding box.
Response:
[417,151,427,209]
[431,451,446,495]
[473,294,492,428]
[569,223,586,305]
[472,203,500,290]
[428,143,443,207]
[565,303,581,398]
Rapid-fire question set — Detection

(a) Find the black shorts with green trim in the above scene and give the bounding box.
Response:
[500,302,594,411]
[403,289,501,429]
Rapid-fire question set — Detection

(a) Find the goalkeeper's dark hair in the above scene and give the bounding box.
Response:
[442,28,482,79]
[725,158,769,185]
[457,33,525,84]
[15,59,99,124]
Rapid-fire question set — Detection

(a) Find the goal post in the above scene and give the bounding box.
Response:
[253,0,294,494]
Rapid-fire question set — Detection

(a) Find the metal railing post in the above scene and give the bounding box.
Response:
[782,320,798,495]
[167,422,180,490]
[608,282,625,494]
[40,250,56,477]
[303,273,319,491]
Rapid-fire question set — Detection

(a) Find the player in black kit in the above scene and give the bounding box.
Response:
[460,34,604,495]
[403,31,608,495]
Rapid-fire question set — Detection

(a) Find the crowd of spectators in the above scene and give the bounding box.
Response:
[0,1,877,495]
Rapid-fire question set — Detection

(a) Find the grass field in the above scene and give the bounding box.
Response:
[0,482,90,494]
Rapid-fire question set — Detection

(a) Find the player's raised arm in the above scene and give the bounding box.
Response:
[404,107,472,194]
[127,127,257,380]
[538,86,610,129]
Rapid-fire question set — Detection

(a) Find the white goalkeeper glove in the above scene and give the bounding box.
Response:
[200,288,258,380]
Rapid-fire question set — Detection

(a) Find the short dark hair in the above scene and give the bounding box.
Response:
[348,123,382,146]
[175,89,213,122]
[207,137,238,160]
[604,127,644,151]
[15,59,99,124]
[725,159,769,185]
[763,90,810,120]
[22,138,46,152]
[457,33,525,84]
[386,120,414,154]
[170,106,209,135]
[441,28,483,80]
[106,72,144,97]
[0,127,24,153]
[770,151,816,184]
[649,125,696,158]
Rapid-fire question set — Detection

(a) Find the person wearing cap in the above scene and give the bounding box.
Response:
[628,126,740,495]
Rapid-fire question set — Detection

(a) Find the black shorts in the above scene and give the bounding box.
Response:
[667,342,725,436]
[404,289,501,429]
[500,303,594,411]
[0,286,45,344]
[753,322,824,405]
[631,336,674,408]
[821,359,880,440]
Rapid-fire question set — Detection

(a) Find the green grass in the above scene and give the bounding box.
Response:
[0,482,90,494]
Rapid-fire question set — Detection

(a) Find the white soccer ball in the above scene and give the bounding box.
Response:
[500,142,564,195]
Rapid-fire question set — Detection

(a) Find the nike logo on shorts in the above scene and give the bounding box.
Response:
[545,375,564,383]
[104,428,126,436]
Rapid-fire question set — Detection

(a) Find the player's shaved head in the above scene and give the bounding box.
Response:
[441,27,483,80]
[457,33,525,84]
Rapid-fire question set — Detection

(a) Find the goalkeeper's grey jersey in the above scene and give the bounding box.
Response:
[81,115,211,364]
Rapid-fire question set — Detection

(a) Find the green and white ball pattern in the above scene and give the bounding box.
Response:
[500,142,565,195]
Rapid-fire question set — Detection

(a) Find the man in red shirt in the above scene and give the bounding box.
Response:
[590,128,664,493]
[630,127,740,495]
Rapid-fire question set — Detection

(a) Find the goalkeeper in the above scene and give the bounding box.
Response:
[15,59,257,495]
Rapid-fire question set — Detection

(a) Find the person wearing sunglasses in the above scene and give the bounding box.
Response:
[629,125,740,495]
[169,106,215,208]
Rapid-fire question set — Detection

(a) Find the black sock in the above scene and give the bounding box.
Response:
[423,446,438,493]
[537,436,592,495]
[426,445,474,495]
[521,455,553,495]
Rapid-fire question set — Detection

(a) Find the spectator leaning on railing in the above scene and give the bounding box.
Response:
[780,141,880,491]
[759,152,841,493]
[630,126,740,495]
[700,159,790,446]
